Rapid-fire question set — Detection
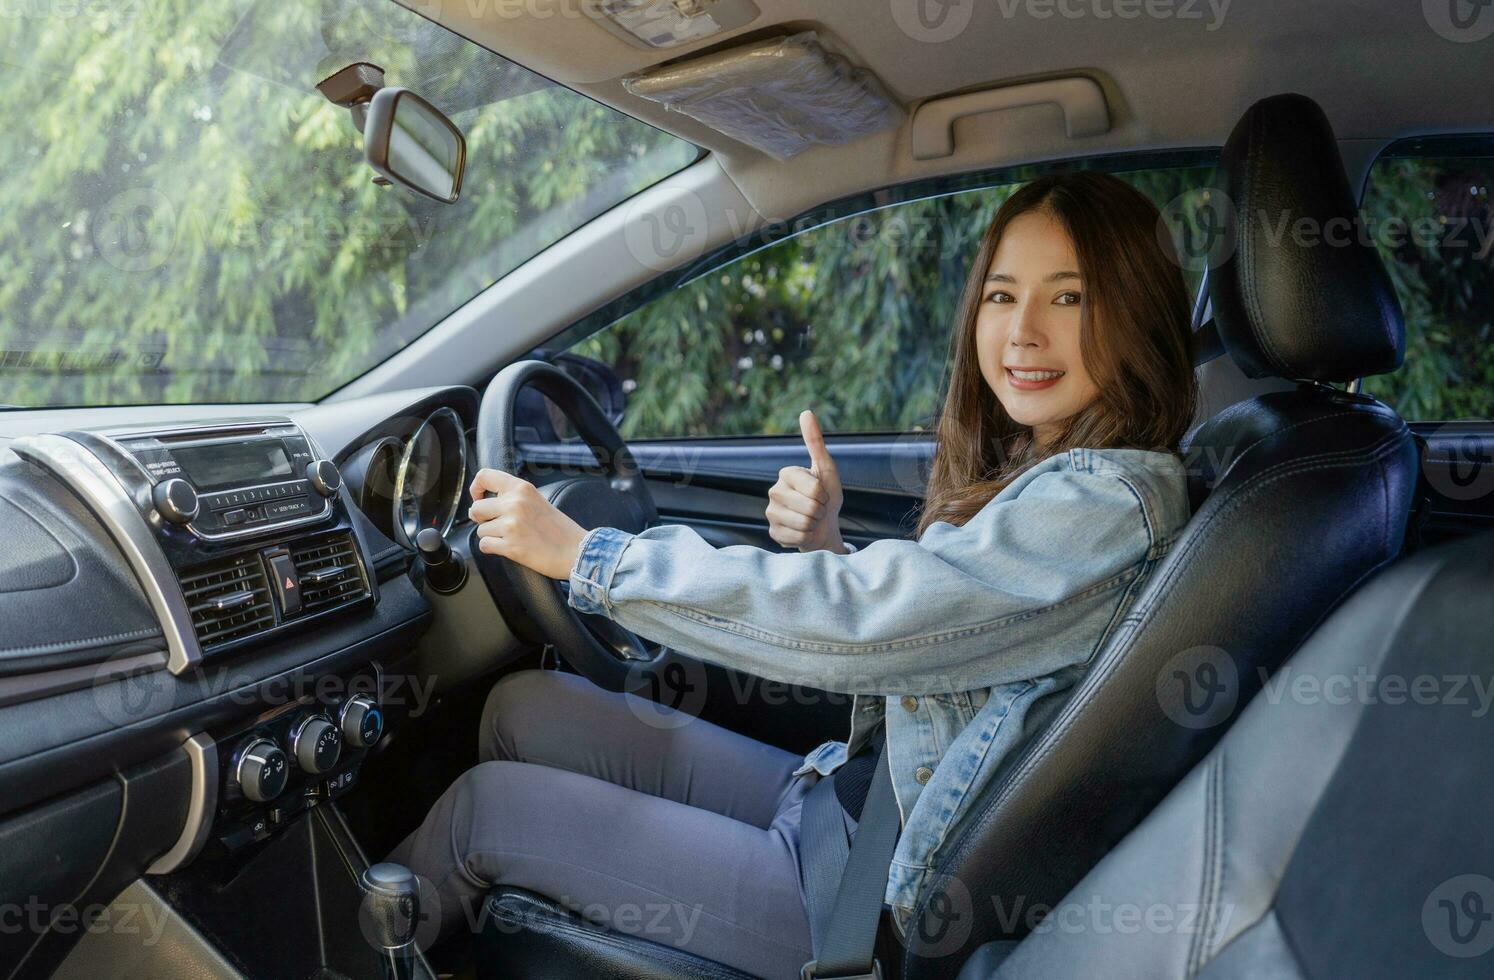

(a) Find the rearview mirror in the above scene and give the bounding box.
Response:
[363,87,466,204]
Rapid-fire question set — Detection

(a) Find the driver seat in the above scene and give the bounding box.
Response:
[473,93,1418,980]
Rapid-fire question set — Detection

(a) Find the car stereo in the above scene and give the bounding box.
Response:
[115,423,337,536]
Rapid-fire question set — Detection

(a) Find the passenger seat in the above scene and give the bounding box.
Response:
[957,530,1494,978]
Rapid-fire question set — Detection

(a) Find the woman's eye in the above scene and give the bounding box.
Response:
[984,291,1015,304]
[1054,291,1082,306]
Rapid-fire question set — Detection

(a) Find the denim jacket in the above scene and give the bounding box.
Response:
[567,447,1192,924]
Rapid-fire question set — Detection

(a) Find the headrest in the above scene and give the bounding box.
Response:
[1210,93,1405,382]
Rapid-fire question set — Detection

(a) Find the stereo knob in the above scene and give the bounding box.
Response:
[292,714,342,774]
[339,696,384,750]
[236,738,289,804]
[152,478,199,525]
[306,459,342,498]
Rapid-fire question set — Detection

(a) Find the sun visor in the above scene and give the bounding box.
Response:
[623,32,903,160]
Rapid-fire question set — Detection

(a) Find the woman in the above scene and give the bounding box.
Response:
[391,172,1197,979]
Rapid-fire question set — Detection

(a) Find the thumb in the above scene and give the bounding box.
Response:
[799,410,837,480]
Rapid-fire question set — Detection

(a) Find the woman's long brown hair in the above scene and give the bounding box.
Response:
[916,172,1196,536]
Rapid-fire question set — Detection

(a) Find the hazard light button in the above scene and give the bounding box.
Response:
[268,551,302,617]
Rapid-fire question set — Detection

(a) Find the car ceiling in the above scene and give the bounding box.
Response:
[408,0,1494,222]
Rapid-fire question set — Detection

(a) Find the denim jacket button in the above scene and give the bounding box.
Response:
[900,695,919,712]
[915,766,934,785]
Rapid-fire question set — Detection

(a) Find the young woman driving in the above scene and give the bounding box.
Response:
[392,172,1197,979]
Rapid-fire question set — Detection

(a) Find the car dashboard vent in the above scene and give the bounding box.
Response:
[289,532,370,615]
[180,552,275,649]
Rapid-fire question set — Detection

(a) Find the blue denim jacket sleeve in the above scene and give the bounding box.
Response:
[568,453,1160,696]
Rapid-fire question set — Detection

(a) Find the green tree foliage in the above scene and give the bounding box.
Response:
[0,0,695,407]
[1361,156,1494,421]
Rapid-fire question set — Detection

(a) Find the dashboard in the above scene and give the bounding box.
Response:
[0,385,504,972]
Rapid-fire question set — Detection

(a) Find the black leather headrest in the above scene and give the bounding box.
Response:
[1211,93,1404,382]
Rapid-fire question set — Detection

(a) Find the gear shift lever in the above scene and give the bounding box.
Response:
[361,862,420,980]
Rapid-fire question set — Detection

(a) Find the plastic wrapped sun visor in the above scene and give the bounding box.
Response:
[623,32,903,160]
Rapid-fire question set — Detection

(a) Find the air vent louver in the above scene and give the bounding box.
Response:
[180,553,275,648]
[289,532,368,615]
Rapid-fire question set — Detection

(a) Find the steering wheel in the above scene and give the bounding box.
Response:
[473,359,662,691]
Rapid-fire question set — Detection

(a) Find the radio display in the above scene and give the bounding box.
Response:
[173,441,293,490]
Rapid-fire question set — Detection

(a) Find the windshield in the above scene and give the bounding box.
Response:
[1,0,698,408]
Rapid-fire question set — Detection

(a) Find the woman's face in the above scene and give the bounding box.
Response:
[975,210,1101,446]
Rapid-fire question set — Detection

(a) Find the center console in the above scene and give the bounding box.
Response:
[12,417,376,675]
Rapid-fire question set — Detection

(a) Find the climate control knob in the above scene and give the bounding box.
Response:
[306,459,342,498]
[291,714,343,774]
[152,478,199,525]
[339,696,384,750]
[236,738,289,803]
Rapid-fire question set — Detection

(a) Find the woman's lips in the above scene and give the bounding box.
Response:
[1005,367,1065,391]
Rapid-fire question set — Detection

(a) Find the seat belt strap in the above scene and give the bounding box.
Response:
[802,746,899,980]
[800,764,852,952]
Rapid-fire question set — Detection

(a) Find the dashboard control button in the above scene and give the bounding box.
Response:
[152,478,199,525]
[306,459,342,498]
[339,696,384,749]
[235,738,289,803]
[267,550,301,616]
[292,714,342,774]
[222,508,246,526]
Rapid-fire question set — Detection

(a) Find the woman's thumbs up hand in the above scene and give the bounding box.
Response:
[766,410,847,554]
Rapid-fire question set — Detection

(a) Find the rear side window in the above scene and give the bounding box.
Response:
[1361,140,1494,420]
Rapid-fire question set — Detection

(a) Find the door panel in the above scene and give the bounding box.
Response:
[522,433,932,548]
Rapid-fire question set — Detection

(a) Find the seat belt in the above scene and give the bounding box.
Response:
[800,744,900,980]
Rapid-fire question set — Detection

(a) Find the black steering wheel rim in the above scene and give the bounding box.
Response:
[474,359,661,691]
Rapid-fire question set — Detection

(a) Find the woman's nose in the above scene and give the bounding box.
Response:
[1008,300,1045,348]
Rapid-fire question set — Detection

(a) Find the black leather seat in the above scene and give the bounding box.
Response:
[475,92,1419,980]
[957,528,1494,979]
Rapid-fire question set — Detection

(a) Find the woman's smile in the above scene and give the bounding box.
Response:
[1004,366,1067,391]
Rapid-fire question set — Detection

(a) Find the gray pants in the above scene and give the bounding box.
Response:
[389,669,816,979]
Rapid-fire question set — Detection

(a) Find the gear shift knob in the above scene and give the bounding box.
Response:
[361,862,419,978]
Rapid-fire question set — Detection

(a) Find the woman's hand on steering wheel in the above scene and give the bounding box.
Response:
[469,467,588,580]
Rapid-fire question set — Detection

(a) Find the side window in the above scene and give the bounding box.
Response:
[570,163,1216,439]
[1361,141,1494,420]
